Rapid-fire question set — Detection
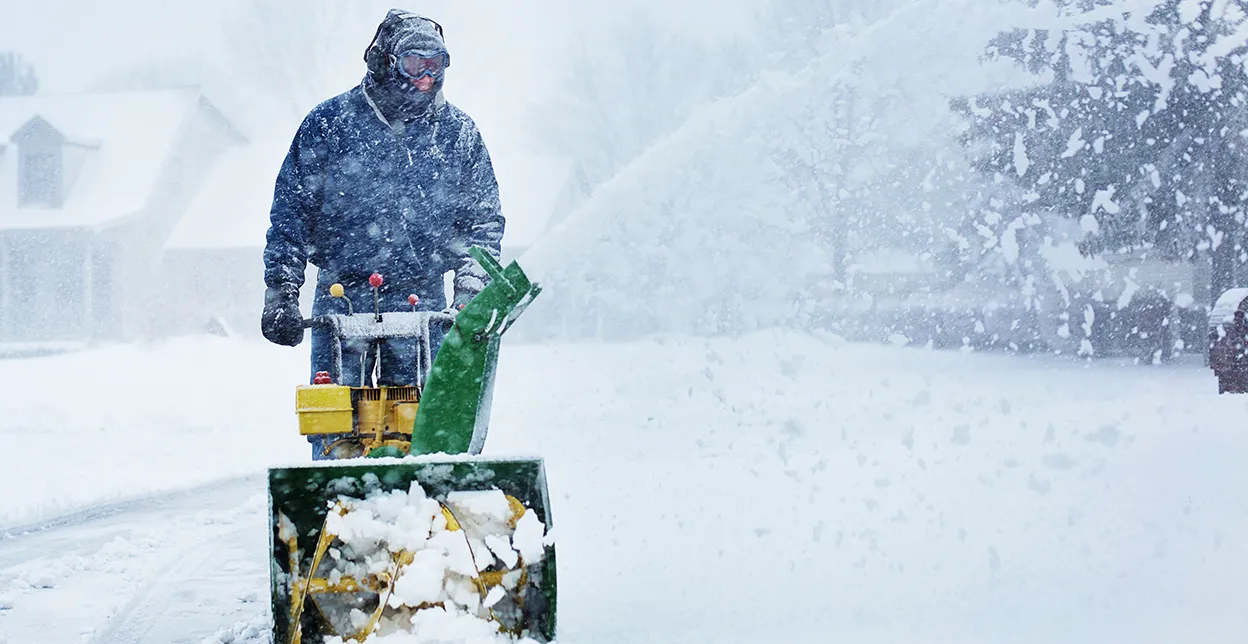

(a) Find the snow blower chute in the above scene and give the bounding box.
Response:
[267,247,554,644]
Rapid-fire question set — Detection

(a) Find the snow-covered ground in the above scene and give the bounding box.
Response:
[2,332,1248,643]
[0,339,308,529]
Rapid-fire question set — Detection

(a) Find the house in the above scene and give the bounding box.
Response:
[162,140,290,338]
[0,88,245,351]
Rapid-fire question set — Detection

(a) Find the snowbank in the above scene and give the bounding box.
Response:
[0,337,308,528]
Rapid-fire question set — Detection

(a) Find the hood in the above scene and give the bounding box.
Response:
[362,9,450,125]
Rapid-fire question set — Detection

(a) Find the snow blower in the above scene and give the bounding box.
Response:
[267,247,555,644]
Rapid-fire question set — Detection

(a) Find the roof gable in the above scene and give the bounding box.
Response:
[11,116,64,144]
[0,88,237,228]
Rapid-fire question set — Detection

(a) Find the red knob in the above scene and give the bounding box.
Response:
[456,302,466,311]
[314,371,332,385]
[369,273,384,288]
[408,294,419,306]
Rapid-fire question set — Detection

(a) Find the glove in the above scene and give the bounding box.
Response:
[452,268,485,312]
[261,285,305,347]
[437,304,460,332]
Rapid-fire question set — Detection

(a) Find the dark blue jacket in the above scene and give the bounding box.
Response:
[263,85,504,315]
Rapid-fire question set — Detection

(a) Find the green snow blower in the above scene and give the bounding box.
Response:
[267,247,554,644]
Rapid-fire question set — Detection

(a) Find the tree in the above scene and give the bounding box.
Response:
[0,53,38,96]
[518,1,1028,341]
[763,4,1008,293]
[222,0,396,130]
[959,0,1248,307]
[753,0,912,72]
[769,59,928,285]
[533,0,922,240]
[530,11,740,216]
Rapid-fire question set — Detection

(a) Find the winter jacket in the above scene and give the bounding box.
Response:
[263,84,505,316]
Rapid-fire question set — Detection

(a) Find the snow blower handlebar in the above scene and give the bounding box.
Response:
[302,310,455,388]
[301,269,458,388]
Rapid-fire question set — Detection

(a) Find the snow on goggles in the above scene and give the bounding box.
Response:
[393,51,448,80]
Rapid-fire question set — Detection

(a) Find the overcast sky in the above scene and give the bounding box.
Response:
[9,1,764,95]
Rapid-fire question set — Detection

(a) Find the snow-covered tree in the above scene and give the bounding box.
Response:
[0,53,37,96]
[769,57,976,287]
[531,10,745,226]
[960,0,1248,306]
[223,0,394,129]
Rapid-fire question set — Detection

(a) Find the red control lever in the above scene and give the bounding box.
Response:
[368,273,383,321]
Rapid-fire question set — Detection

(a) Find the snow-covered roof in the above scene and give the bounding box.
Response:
[165,140,290,250]
[0,88,222,230]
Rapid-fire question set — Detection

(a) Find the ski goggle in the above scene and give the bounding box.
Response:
[393,51,449,80]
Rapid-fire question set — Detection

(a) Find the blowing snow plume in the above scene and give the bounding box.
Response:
[518,0,1047,341]
[519,0,1220,349]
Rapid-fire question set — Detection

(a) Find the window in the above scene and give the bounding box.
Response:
[19,147,62,208]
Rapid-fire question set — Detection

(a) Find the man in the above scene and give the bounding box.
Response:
[261,9,504,389]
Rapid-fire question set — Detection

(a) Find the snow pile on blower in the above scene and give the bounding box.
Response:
[279,472,552,644]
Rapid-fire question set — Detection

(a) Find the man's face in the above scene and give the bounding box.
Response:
[396,51,446,93]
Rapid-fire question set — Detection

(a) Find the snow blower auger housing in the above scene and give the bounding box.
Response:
[267,247,555,644]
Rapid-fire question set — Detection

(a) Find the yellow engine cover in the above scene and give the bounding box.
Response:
[296,385,353,435]
[392,402,418,432]
[295,385,420,437]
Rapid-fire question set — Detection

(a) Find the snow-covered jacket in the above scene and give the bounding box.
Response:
[262,84,504,314]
